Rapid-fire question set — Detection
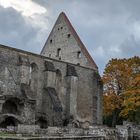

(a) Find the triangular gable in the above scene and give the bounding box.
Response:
[41,12,98,70]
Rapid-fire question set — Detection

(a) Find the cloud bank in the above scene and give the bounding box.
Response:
[0,0,140,74]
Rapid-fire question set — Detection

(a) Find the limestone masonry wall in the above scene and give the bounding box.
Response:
[0,44,102,129]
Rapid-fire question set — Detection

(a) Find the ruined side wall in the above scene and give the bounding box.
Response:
[0,45,102,126]
[48,60,102,126]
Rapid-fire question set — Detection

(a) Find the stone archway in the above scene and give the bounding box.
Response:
[2,97,24,115]
[2,100,17,114]
[36,117,48,129]
[0,116,20,128]
[63,118,69,126]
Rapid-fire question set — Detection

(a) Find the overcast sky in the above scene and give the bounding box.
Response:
[0,0,140,74]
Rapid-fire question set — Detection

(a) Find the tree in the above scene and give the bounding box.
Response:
[103,92,123,127]
[120,73,140,122]
[103,56,140,126]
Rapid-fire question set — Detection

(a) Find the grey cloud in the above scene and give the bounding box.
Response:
[122,0,140,21]
[121,35,140,57]
[0,6,44,53]
[0,0,140,74]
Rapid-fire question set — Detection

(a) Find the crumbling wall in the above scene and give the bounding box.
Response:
[0,45,102,128]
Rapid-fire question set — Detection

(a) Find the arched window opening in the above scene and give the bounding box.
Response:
[2,100,17,114]
[18,55,29,65]
[57,48,61,57]
[2,98,24,115]
[29,62,38,81]
[29,63,38,84]
[31,63,38,72]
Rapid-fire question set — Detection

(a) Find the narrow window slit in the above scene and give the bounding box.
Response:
[77,51,81,58]
[67,34,71,38]
[57,48,61,57]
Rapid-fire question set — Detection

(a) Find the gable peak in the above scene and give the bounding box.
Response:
[41,12,98,70]
[59,12,66,16]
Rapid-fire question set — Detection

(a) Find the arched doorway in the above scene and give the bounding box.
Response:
[0,116,20,128]
[36,117,48,129]
[63,119,69,126]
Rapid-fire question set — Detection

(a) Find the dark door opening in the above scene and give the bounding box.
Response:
[36,117,48,129]
[0,117,19,128]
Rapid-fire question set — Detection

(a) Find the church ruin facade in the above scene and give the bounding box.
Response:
[0,12,103,129]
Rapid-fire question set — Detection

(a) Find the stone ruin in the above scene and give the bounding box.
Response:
[0,12,139,140]
[0,12,103,138]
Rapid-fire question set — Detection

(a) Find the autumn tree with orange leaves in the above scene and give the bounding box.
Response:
[103,56,140,126]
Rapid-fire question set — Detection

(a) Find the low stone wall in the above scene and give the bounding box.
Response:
[0,136,104,140]
[17,125,40,135]
[0,126,17,134]
[0,122,140,140]
[0,125,116,140]
[116,122,140,140]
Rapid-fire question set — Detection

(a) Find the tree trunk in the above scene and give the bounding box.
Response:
[112,110,118,127]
